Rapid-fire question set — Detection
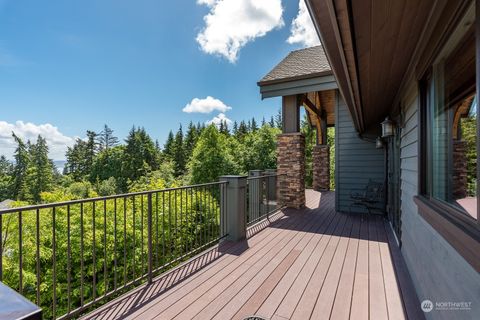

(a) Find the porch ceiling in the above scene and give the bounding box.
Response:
[305,0,436,133]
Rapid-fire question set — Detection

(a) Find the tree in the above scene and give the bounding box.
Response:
[97,124,119,151]
[85,130,98,173]
[250,117,258,131]
[64,138,88,180]
[123,127,159,182]
[26,135,55,202]
[236,121,248,140]
[188,125,237,184]
[219,121,230,136]
[90,145,126,191]
[241,125,280,171]
[184,122,198,162]
[0,156,13,201]
[275,109,282,129]
[232,121,238,135]
[269,116,275,128]
[11,133,30,200]
[173,124,186,176]
[163,131,175,160]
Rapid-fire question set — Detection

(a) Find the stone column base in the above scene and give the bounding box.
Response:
[277,133,305,209]
[312,145,330,191]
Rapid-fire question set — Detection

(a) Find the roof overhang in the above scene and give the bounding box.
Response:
[304,0,467,134]
[258,72,337,99]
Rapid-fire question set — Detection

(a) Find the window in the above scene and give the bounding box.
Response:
[422,3,478,224]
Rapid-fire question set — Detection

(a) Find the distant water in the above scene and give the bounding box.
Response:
[54,160,67,173]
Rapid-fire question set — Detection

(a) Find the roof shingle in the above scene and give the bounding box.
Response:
[258,46,331,85]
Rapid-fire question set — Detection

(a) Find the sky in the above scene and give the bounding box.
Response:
[0,0,320,160]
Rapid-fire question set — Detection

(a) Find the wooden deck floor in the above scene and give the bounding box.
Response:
[83,190,423,320]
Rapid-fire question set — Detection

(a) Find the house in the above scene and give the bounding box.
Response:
[1,1,478,320]
[257,1,479,319]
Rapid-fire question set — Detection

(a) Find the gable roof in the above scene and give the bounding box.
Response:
[258,45,331,86]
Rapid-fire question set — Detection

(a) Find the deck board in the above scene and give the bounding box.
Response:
[82,190,422,320]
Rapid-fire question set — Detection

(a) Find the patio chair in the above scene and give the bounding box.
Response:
[349,179,385,215]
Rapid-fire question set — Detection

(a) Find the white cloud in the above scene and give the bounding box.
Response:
[0,121,76,160]
[196,0,284,63]
[183,96,231,114]
[206,113,232,127]
[287,0,320,47]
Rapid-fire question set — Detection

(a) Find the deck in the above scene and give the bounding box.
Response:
[82,190,423,320]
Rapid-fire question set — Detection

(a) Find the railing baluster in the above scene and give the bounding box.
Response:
[80,203,84,307]
[155,192,159,269]
[103,199,107,297]
[52,207,56,319]
[123,197,127,287]
[92,201,96,302]
[0,214,2,281]
[67,205,71,313]
[18,211,22,294]
[132,196,136,282]
[114,198,117,292]
[147,193,153,285]
[140,195,144,279]
[162,192,165,267]
[36,208,40,305]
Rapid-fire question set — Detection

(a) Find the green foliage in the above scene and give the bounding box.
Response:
[188,125,238,184]
[0,155,13,201]
[461,115,477,196]
[240,125,280,172]
[123,127,160,183]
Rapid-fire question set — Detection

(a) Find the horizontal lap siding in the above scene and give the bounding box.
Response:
[335,92,385,213]
[399,85,480,320]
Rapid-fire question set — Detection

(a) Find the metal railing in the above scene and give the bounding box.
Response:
[0,181,227,320]
[246,171,281,226]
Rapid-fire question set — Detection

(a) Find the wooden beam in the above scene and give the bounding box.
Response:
[302,94,327,145]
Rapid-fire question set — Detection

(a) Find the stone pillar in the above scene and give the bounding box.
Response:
[277,133,305,208]
[453,140,468,199]
[312,145,330,191]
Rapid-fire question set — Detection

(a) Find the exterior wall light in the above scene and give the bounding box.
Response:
[381,116,395,138]
[376,137,384,149]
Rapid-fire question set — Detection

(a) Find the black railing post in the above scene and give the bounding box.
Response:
[147,193,153,285]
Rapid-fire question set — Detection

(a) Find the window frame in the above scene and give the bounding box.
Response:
[416,1,480,272]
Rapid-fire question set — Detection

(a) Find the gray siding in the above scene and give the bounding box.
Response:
[399,85,480,320]
[335,91,385,213]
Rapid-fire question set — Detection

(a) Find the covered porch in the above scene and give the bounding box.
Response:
[82,190,422,320]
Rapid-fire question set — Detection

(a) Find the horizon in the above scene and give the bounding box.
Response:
[0,0,320,161]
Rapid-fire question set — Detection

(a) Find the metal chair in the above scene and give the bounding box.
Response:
[349,179,385,215]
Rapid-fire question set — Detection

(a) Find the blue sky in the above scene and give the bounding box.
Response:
[0,0,319,160]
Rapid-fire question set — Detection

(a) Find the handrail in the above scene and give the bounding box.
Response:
[0,180,228,320]
[0,181,228,215]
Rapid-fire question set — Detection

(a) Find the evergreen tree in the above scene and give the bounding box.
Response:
[163,131,175,160]
[275,109,282,129]
[64,138,88,180]
[232,121,239,135]
[261,117,266,127]
[269,116,275,127]
[0,156,13,201]
[27,136,55,202]
[251,117,258,131]
[173,124,186,176]
[236,121,248,140]
[184,122,198,161]
[97,124,119,151]
[11,133,31,200]
[219,121,230,136]
[124,127,159,182]
[85,130,98,173]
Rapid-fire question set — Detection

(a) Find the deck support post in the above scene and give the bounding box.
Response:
[312,144,330,191]
[220,175,247,241]
[277,133,306,208]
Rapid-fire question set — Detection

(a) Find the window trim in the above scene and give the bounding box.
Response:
[416,3,480,271]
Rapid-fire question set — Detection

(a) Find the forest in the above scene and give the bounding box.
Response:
[0,112,335,319]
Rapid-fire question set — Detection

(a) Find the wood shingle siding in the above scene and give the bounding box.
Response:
[335,91,385,213]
